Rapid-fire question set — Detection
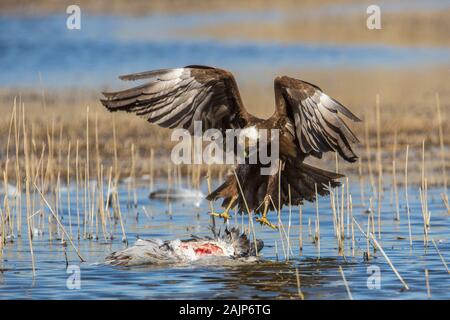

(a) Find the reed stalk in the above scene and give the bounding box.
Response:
[206,166,216,235]
[375,94,383,197]
[38,144,46,234]
[166,162,172,216]
[308,217,312,240]
[131,144,137,208]
[273,162,288,259]
[56,171,61,239]
[66,142,72,239]
[287,184,292,261]
[268,194,291,258]
[22,106,36,275]
[340,184,345,240]
[346,177,350,239]
[34,182,85,261]
[232,168,258,257]
[104,167,113,221]
[314,184,320,257]
[274,240,278,261]
[390,129,397,205]
[369,197,375,241]
[350,194,355,257]
[75,140,80,239]
[299,204,303,253]
[149,148,154,191]
[375,95,383,239]
[431,239,449,274]
[4,103,15,236]
[94,112,107,238]
[14,104,22,237]
[442,193,450,214]
[339,266,353,300]
[353,217,409,290]
[358,158,366,206]
[3,172,12,238]
[435,93,447,193]
[364,115,376,197]
[425,269,431,299]
[112,183,127,244]
[366,213,371,260]
[112,115,119,186]
[82,161,88,238]
[377,160,382,239]
[0,208,4,259]
[98,165,108,240]
[392,159,400,221]
[329,188,339,249]
[295,268,305,300]
[419,184,429,246]
[405,145,412,248]
[85,107,91,238]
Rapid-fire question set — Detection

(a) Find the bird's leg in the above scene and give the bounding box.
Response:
[211,195,238,223]
[256,195,278,229]
[256,164,281,229]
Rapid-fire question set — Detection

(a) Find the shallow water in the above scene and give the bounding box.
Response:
[0,177,449,299]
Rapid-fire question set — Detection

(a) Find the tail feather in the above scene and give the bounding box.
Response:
[206,162,343,213]
[284,162,342,204]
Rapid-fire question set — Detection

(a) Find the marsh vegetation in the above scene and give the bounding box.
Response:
[0,0,449,299]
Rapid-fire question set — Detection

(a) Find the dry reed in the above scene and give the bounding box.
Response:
[431,239,449,274]
[353,217,409,290]
[405,145,413,247]
[295,268,305,300]
[339,266,353,300]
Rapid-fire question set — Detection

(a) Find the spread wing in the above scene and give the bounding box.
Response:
[101,65,251,133]
[274,76,361,162]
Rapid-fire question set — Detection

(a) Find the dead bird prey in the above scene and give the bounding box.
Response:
[105,228,263,266]
[101,66,361,229]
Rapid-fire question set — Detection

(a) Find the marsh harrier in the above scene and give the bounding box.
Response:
[101,66,360,228]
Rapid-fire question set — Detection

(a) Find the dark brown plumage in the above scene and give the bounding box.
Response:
[101,65,361,228]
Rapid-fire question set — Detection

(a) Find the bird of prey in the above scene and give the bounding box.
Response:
[101,65,361,229]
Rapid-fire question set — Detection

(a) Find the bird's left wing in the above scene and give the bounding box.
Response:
[274,76,361,162]
[101,66,251,133]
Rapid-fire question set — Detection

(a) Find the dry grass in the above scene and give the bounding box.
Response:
[184,9,450,47]
[0,67,448,184]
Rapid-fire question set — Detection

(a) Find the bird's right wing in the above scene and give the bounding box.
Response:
[274,76,361,162]
[101,65,252,133]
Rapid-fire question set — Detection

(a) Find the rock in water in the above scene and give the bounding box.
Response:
[149,187,205,207]
[0,183,19,197]
[149,187,204,200]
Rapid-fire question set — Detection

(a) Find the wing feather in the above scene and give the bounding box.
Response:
[101,66,251,133]
[274,76,361,162]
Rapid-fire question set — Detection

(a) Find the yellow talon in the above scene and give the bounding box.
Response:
[256,196,278,229]
[211,211,231,222]
[210,196,237,223]
[256,216,278,229]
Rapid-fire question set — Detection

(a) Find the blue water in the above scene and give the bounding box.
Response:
[0,177,449,299]
[0,12,449,87]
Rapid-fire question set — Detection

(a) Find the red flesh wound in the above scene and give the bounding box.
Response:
[180,242,224,256]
